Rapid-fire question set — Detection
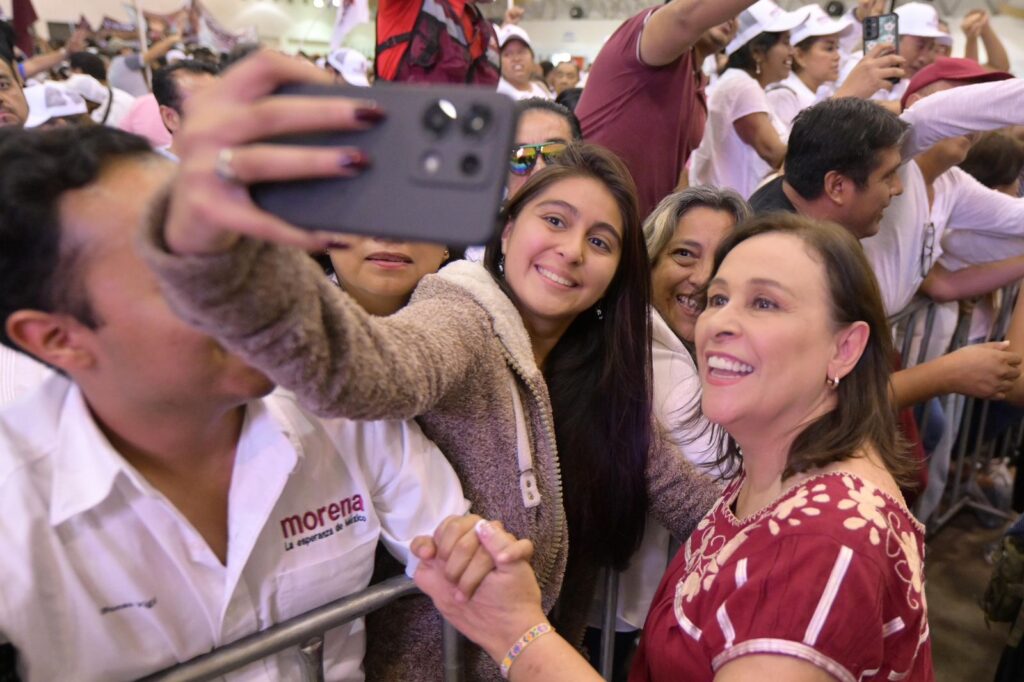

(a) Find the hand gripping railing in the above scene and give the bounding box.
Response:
[889,286,1023,534]
[140,576,465,682]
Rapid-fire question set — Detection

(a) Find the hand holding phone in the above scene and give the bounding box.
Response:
[160,50,381,257]
[250,83,517,247]
[863,13,900,84]
[835,42,906,97]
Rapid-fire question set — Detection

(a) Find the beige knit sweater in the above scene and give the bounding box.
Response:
[140,231,717,680]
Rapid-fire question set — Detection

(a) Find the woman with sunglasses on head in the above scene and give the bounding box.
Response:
[143,55,716,681]
[415,214,933,682]
[507,98,581,198]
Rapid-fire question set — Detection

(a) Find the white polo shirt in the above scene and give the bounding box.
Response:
[0,377,468,681]
[689,68,789,199]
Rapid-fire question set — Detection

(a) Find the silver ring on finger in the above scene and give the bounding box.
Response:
[214,147,240,184]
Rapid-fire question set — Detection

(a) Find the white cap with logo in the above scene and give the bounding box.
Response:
[726,0,811,56]
[498,24,533,52]
[790,4,854,46]
[894,2,950,44]
[24,83,88,128]
[328,47,371,87]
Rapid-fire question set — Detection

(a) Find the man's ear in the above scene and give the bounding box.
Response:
[829,320,870,382]
[158,104,180,135]
[5,311,96,373]
[822,170,851,206]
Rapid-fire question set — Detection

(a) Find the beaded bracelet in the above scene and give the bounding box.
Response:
[500,622,554,679]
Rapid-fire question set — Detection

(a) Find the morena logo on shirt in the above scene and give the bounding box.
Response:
[279,493,367,551]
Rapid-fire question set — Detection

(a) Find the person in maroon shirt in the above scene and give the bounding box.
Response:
[574,0,760,218]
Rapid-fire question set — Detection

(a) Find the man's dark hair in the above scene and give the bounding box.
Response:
[0,21,15,71]
[726,32,786,74]
[69,51,107,81]
[555,87,583,113]
[785,97,909,200]
[0,126,153,352]
[152,60,219,113]
[515,98,583,141]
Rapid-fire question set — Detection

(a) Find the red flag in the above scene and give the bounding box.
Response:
[12,0,38,56]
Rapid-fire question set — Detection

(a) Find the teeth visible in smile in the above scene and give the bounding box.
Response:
[676,295,699,313]
[537,266,574,287]
[707,356,754,374]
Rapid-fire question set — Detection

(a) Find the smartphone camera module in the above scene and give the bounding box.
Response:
[462,105,492,137]
[460,154,481,176]
[423,99,458,137]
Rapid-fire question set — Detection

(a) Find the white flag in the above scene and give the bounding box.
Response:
[330,0,370,51]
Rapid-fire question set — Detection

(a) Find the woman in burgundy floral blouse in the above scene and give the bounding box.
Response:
[413,213,934,682]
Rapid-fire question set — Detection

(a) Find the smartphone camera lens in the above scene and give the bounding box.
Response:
[460,154,481,176]
[462,105,491,137]
[423,99,458,137]
[422,150,443,175]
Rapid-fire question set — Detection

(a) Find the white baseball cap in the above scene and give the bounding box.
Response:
[790,4,854,46]
[894,2,948,41]
[327,47,370,87]
[726,0,811,56]
[498,25,533,52]
[24,83,88,128]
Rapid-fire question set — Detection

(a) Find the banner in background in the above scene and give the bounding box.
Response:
[12,0,38,54]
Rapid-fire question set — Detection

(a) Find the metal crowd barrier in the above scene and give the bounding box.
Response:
[141,569,626,681]
[140,576,451,682]
[890,285,1023,534]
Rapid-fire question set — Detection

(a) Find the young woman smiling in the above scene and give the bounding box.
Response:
[413,214,932,682]
[767,4,853,130]
[144,109,716,682]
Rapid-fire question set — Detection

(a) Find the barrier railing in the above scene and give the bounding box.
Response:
[889,286,1022,534]
[141,576,462,682]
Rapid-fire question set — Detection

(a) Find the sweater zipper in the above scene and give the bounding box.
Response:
[503,350,565,594]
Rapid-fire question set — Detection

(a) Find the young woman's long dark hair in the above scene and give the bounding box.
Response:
[484,144,653,570]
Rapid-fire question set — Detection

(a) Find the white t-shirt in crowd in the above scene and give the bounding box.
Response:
[863,163,1024,317]
[0,377,468,681]
[0,346,52,409]
[859,78,1024,316]
[496,78,553,101]
[93,86,136,128]
[589,309,721,632]
[689,68,788,199]
[766,72,829,131]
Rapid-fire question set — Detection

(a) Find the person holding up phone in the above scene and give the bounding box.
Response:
[836,1,948,106]
[140,50,717,682]
[767,5,906,131]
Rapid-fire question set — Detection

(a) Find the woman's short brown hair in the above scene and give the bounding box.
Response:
[705,212,915,486]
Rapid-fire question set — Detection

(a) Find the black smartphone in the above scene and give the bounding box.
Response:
[250,83,518,246]
[863,13,900,84]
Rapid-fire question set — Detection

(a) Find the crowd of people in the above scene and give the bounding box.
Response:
[2,0,1024,680]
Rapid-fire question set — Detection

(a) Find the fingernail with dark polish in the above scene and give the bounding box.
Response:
[339,151,371,170]
[355,106,386,123]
